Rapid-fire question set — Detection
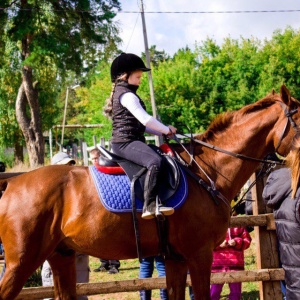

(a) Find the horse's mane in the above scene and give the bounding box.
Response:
[194,93,279,142]
[286,134,300,198]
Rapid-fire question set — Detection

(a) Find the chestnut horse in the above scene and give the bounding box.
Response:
[0,85,299,300]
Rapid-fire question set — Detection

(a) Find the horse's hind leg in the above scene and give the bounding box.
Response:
[47,251,77,299]
[164,259,188,300]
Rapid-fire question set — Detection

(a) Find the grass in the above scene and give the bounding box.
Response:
[89,257,164,300]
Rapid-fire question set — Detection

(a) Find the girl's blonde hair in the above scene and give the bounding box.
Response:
[103,73,128,119]
[286,135,300,198]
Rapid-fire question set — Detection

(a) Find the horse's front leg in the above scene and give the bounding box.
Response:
[48,251,77,299]
[165,259,188,300]
[188,250,213,300]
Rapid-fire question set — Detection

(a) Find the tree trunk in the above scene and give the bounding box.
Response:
[15,34,45,167]
[14,135,24,164]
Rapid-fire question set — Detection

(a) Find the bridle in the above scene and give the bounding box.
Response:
[274,101,299,152]
[168,99,300,210]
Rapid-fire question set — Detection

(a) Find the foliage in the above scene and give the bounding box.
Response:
[195,37,263,126]
[1,0,121,76]
[0,0,121,163]
[0,39,23,149]
[60,60,113,145]
[258,27,300,98]
[71,27,300,142]
[141,45,170,67]
[24,268,42,288]
[146,47,204,132]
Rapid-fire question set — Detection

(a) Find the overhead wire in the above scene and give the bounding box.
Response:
[120,9,300,14]
[124,9,140,52]
[1,6,300,13]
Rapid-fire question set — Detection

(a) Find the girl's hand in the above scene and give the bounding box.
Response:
[228,239,236,247]
[219,240,227,248]
[167,125,177,136]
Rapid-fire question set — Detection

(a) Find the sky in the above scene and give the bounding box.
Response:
[114,0,300,56]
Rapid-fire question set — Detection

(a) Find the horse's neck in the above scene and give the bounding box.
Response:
[193,108,279,200]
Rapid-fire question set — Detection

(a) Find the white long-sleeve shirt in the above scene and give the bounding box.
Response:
[120,92,170,136]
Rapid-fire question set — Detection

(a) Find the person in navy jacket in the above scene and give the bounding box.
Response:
[263,137,300,300]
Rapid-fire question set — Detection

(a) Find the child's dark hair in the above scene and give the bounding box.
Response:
[103,73,128,119]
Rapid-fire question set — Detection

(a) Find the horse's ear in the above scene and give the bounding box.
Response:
[280,84,291,106]
[272,89,275,95]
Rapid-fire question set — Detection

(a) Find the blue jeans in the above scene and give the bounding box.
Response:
[189,286,194,300]
[281,280,286,299]
[139,256,168,300]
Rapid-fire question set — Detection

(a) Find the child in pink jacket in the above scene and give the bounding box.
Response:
[210,226,252,300]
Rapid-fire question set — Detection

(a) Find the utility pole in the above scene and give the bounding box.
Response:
[61,87,70,149]
[140,0,161,146]
[61,85,80,150]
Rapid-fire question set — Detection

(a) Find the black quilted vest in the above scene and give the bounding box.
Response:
[111,82,146,143]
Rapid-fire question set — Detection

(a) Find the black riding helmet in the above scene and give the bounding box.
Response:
[110,53,151,83]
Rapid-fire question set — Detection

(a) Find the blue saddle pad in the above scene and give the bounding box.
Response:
[89,165,188,213]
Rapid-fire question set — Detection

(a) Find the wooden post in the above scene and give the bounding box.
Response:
[55,127,58,152]
[93,135,97,148]
[82,142,89,166]
[100,137,105,148]
[251,172,282,299]
[79,139,84,165]
[72,143,78,161]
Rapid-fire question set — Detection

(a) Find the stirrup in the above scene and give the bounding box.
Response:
[159,206,174,216]
[155,196,163,218]
[141,209,155,220]
[156,196,174,216]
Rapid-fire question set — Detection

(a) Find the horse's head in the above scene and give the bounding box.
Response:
[272,85,300,157]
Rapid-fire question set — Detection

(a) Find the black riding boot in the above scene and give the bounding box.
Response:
[142,165,174,220]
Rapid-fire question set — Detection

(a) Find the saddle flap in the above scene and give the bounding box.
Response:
[163,155,180,190]
[158,155,181,201]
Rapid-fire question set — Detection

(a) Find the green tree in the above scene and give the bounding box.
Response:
[0,39,24,163]
[195,37,263,123]
[141,45,170,67]
[0,0,120,166]
[258,27,300,98]
[66,60,113,142]
[139,47,204,132]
